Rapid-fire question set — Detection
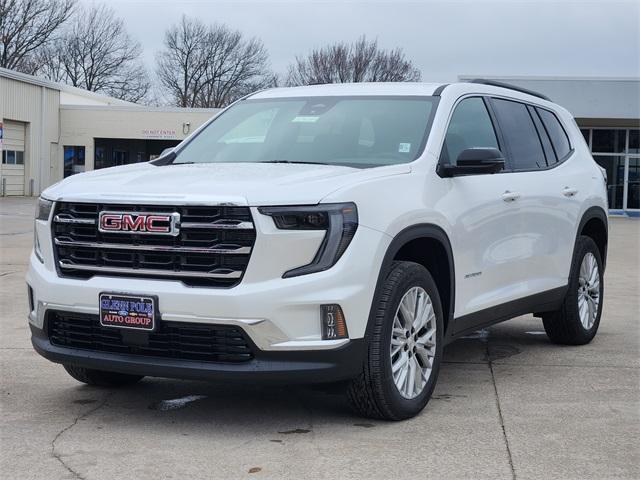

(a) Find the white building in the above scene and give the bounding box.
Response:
[0,68,219,196]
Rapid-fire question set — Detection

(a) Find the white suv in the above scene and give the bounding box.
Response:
[28,80,608,420]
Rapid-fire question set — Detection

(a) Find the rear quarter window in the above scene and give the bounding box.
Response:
[536,108,571,160]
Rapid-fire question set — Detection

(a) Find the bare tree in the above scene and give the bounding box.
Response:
[36,4,150,102]
[0,0,75,72]
[156,16,274,108]
[156,16,209,107]
[286,36,421,86]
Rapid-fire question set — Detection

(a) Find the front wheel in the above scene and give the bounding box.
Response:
[347,261,444,420]
[543,236,604,345]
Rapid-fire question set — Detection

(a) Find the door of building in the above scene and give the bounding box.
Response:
[582,128,640,213]
[1,120,26,196]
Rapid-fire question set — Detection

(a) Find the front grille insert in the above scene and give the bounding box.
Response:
[51,202,256,287]
[47,311,254,363]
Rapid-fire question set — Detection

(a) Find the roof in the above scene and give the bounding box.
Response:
[0,67,137,106]
[250,82,444,98]
[247,81,561,106]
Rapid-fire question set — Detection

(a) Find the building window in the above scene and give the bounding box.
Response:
[580,129,590,145]
[592,129,626,153]
[64,146,85,177]
[582,128,640,211]
[2,150,24,165]
[629,129,639,154]
[113,149,128,165]
[95,146,106,170]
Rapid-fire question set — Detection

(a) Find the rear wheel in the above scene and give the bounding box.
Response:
[543,236,604,345]
[347,261,443,420]
[63,365,144,387]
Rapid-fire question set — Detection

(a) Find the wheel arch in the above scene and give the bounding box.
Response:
[577,206,608,270]
[366,224,456,338]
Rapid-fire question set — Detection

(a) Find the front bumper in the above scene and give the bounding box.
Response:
[29,212,391,349]
[30,324,366,383]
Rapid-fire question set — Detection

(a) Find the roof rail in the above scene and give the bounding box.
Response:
[468,79,551,101]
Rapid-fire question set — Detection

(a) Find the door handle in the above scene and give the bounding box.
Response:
[562,187,579,197]
[502,191,521,202]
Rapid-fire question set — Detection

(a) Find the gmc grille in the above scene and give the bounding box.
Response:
[47,311,254,363]
[51,202,256,287]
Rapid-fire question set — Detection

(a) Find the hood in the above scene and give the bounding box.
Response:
[42,162,411,206]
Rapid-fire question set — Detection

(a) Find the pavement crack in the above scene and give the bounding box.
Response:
[50,392,114,480]
[486,340,517,480]
[0,230,32,236]
[295,392,325,461]
[443,360,637,369]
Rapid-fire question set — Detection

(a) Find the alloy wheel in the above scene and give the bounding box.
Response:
[390,286,437,399]
[578,252,600,330]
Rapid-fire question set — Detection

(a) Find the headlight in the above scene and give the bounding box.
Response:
[259,203,358,278]
[34,197,53,263]
[36,197,54,221]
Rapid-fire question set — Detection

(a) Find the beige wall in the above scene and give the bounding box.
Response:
[0,75,60,195]
[58,106,219,181]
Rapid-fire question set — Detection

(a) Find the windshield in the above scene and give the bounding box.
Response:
[171,96,438,168]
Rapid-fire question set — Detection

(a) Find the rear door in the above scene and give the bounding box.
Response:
[488,97,579,295]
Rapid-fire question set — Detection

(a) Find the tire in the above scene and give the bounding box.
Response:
[347,261,444,420]
[543,236,604,345]
[63,364,144,387]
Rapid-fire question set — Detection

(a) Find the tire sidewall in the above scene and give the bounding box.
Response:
[568,237,605,338]
[378,263,444,418]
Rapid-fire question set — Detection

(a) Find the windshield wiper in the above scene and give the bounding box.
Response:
[151,151,177,166]
[259,160,330,165]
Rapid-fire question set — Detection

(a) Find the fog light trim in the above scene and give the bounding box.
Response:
[321,304,348,340]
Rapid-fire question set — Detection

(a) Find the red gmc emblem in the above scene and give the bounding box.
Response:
[98,211,180,236]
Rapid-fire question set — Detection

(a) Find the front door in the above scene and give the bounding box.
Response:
[437,96,527,326]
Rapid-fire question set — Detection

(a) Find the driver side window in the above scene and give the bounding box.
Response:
[441,97,499,165]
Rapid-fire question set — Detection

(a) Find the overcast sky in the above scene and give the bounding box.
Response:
[81,0,639,82]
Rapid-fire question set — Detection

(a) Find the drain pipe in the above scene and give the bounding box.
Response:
[38,85,46,196]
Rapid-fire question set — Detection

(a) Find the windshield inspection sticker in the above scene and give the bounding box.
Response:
[398,143,411,153]
[292,116,320,123]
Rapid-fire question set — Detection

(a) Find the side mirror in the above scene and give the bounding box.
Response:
[437,148,505,177]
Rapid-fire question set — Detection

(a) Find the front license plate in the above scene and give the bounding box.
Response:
[99,293,157,331]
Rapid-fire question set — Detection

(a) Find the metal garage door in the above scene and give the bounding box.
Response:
[1,120,26,196]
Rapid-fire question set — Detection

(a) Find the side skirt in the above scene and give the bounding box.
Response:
[446,286,567,343]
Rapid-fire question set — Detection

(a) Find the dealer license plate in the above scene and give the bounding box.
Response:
[99,293,157,331]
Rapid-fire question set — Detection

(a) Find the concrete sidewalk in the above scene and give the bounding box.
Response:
[1,197,638,480]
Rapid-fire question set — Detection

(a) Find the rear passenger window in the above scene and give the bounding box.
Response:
[491,98,546,170]
[536,108,571,160]
[528,105,557,166]
[440,97,499,165]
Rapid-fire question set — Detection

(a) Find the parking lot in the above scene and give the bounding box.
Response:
[1,196,638,480]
